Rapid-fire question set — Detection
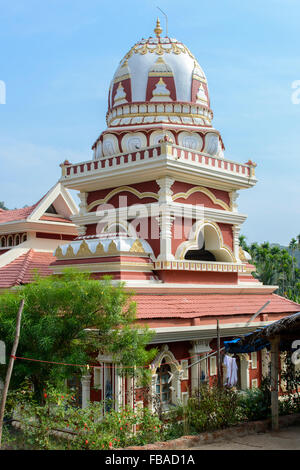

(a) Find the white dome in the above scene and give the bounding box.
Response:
[91,21,224,160]
[109,37,208,105]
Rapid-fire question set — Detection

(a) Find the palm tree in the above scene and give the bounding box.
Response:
[289,238,298,289]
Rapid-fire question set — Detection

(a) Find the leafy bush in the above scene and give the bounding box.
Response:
[8,383,164,450]
[280,353,300,415]
[238,389,270,421]
[237,377,271,422]
[182,384,242,434]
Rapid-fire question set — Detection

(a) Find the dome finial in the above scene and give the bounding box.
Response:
[154,17,163,38]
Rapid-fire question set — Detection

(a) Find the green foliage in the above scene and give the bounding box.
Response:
[172,384,242,435]
[8,384,164,450]
[0,201,8,210]
[239,235,300,302]
[0,270,157,400]
[238,378,271,421]
[280,353,300,415]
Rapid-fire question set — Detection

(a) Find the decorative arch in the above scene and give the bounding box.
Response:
[175,221,235,262]
[0,236,6,247]
[103,220,137,238]
[172,186,230,211]
[150,345,183,407]
[87,186,159,212]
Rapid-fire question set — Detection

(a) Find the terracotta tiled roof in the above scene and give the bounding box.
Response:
[0,204,38,223]
[133,293,300,319]
[0,250,55,288]
[0,191,50,224]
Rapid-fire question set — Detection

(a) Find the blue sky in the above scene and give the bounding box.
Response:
[0,0,299,245]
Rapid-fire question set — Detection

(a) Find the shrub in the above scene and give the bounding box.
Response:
[8,384,164,450]
[183,384,242,434]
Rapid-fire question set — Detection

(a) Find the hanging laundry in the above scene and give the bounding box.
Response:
[223,355,238,387]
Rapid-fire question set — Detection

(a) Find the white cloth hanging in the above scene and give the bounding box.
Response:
[223,355,238,387]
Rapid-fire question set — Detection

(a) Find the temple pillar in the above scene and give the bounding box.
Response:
[232,224,241,262]
[156,177,175,261]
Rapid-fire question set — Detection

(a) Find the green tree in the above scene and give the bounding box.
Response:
[0,270,157,401]
[0,202,8,210]
[239,236,300,302]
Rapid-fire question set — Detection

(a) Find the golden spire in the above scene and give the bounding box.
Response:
[154,17,163,38]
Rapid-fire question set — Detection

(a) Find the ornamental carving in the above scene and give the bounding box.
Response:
[122,39,197,61]
[77,240,91,258]
[130,239,145,253]
[107,240,119,255]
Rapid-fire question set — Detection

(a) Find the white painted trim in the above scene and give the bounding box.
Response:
[0,220,78,236]
[60,149,257,193]
[71,202,247,228]
[93,367,103,389]
[28,182,78,222]
[122,281,276,293]
[147,321,275,344]
[251,351,257,369]
[210,356,217,376]
[180,360,189,380]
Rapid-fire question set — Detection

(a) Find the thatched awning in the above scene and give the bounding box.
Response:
[224,311,300,353]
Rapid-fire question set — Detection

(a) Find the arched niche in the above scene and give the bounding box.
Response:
[176,222,234,263]
[150,345,183,409]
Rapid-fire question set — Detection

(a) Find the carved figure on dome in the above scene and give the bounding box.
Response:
[114,82,128,106]
[196,83,208,105]
[150,77,172,102]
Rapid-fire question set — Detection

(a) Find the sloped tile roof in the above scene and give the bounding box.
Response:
[0,204,38,223]
[0,250,55,288]
[133,293,300,319]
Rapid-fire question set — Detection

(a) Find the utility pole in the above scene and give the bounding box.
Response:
[0,299,24,448]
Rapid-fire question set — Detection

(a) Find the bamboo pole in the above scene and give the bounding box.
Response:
[0,299,24,448]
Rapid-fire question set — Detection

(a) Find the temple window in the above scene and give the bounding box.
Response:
[0,237,6,247]
[155,359,171,408]
[7,235,13,247]
[184,242,216,261]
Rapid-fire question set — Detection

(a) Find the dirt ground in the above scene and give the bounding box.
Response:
[187,425,300,450]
